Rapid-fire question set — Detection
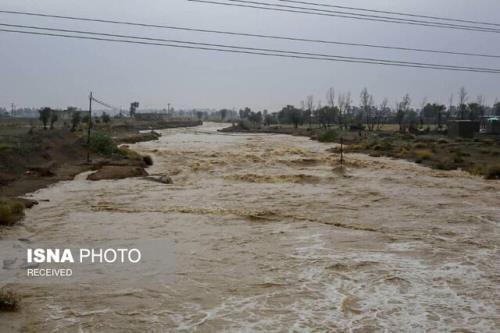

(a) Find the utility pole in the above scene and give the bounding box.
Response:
[340,137,344,166]
[87,91,93,163]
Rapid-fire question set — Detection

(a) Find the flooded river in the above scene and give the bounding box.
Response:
[1,123,499,332]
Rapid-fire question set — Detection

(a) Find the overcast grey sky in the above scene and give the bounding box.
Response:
[1,0,500,111]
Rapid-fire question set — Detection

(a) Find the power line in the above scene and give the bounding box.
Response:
[216,0,500,32]
[91,96,120,111]
[279,0,500,28]
[1,28,500,74]
[4,22,500,72]
[187,0,500,34]
[1,10,499,59]
[4,23,500,72]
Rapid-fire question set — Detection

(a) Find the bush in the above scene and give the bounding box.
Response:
[0,199,25,226]
[318,129,338,142]
[435,161,456,171]
[0,288,19,312]
[89,132,121,156]
[0,205,12,225]
[415,149,432,160]
[485,165,500,180]
[413,142,427,149]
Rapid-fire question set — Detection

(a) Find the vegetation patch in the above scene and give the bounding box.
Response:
[414,149,432,161]
[89,132,122,156]
[485,165,500,180]
[317,129,338,142]
[0,288,19,312]
[0,198,25,226]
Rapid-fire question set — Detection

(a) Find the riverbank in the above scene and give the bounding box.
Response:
[220,123,500,179]
[0,119,201,223]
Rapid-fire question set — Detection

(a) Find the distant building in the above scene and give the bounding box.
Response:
[480,116,500,134]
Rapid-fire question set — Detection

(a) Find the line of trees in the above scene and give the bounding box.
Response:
[37,107,112,131]
[236,86,500,131]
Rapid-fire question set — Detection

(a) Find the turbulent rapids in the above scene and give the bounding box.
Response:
[2,123,499,332]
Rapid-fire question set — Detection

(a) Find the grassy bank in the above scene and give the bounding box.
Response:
[220,124,500,179]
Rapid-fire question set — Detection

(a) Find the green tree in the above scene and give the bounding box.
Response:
[39,107,52,130]
[278,105,303,128]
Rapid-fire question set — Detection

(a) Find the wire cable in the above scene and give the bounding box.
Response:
[1,28,500,74]
[187,0,500,34]
[1,9,499,59]
[3,23,500,72]
[92,96,120,111]
[279,0,500,28]
[217,0,500,32]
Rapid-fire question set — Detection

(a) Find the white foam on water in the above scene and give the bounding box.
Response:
[165,234,499,332]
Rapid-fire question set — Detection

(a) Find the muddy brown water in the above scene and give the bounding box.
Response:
[1,123,499,332]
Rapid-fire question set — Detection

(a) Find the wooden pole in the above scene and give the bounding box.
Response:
[340,137,344,166]
[86,91,93,163]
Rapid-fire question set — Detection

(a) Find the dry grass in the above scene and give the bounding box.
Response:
[414,149,433,160]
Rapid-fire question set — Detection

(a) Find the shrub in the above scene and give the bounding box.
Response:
[10,202,25,215]
[0,289,19,312]
[485,165,500,180]
[435,161,456,171]
[0,204,13,225]
[415,149,432,160]
[89,132,121,156]
[318,129,338,142]
[0,199,25,226]
[413,142,427,149]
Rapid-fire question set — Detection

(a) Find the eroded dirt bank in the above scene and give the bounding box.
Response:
[1,123,499,332]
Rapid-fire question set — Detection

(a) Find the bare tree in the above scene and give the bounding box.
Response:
[326,88,335,108]
[420,97,428,127]
[338,93,346,129]
[376,98,389,130]
[396,94,411,132]
[448,93,454,120]
[477,95,486,107]
[338,92,352,130]
[306,95,314,129]
[360,88,375,131]
[326,88,337,126]
[458,87,468,120]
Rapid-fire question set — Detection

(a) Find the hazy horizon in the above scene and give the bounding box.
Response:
[2,0,500,111]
